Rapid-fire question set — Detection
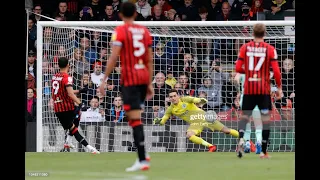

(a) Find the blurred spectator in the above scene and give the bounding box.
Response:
[165,67,177,88]
[207,0,221,21]
[136,0,152,19]
[112,0,122,13]
[197,76,221,109]
[174,13,183,21]
[89,0,105,20]
[221,72,238,110]
[166,9,177,20]
[178,73,196,96]
[176,0,198,20]
[80,71,96,106]
[250,0,264,19]
[71,48,90,88]
[28,50,36,82]
[196,6,209,21]
[182,53,202,86]
[26,88,36,122]
[106,94,126,122]
[238,2,254,20]
[79,37,98,63]
[99,4,120,21]
[150,72,170,107]
[91,31,107,53]
[80,96,106,122]
[152,0,172,16]
[216,1,233,20]
[52,1,75,21]
[53,45,68,62]
[146,4,168,21]
[210,60,229,87]
[79,6,95,21]
[270,0,290,14]
[29,5,48,24]
[230,0,251,19]
[154,43,172,74]
[43,28,54,60]
[42,61,52,96]
[91,61,105,87]
[144,101,166,120]
[153,27,179,59]
[28,19,37,52]
[105,79,119,109]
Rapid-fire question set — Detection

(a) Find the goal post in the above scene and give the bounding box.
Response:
[36,20,295,153]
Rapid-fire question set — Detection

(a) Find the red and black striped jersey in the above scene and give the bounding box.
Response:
[237,41,278,95]
[51,72,74,112]
[111,24,152,87]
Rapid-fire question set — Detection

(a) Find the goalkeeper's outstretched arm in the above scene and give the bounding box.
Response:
[154,106,173,125]
[181,96,208,104]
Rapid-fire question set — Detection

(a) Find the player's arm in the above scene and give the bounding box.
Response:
[235,45,246,74]
[180,96,207,104]
[146,30,153,84]
[102,30,122,82]
[64,76,81,105]
[154,106,173,125]
[270,47,281,88]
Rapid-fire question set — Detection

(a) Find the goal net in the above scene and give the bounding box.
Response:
[36,21,295,153]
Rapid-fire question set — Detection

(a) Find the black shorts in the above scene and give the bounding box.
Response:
[242,95,272,115]
[55,110,75,130]
[121,85,147,111]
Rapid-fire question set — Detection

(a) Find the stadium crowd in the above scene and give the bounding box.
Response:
[26,0,295,124]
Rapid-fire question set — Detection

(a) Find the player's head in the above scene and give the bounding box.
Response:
[90,96,99,109]
[168,89,180,104]
[119,2,137,20]
[58,57,69,70]
[253,23,266,39]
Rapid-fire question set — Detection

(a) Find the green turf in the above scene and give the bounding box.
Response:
[26,152,294,180]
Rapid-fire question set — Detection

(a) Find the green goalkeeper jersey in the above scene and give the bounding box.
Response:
[159,96,207,125]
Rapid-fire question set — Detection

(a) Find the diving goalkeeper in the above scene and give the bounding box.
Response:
[153,89,239,152]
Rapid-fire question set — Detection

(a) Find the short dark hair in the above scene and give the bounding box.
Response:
[169,89,178,94]
[120,2,136,18]
[58,57,69,68]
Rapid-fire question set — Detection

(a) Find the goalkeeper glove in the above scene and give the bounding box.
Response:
[153,117,162,125]
[194,98,208,104]
[200,98,208,104]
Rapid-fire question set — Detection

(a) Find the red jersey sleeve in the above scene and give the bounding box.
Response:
[63,74,73,87]
[145,28,152,48]
[111,27,125,47]
[237,44,246,61]
[269,45,278,61]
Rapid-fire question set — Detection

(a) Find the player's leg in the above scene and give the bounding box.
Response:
[64,112,80,150]
[237,95,256,158]
[240,93,253,153]
[186,124,216,152]
[122,85,149,172]
[209,121,239,138]
[257,95,272,158]
[57,111,99,154]
[252,106,262,154]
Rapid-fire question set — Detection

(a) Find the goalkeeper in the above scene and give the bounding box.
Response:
[153,89,239,152]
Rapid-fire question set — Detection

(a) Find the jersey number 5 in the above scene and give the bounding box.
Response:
[247,52,266,71]
[132,34,145,57]
[52,81,59,95]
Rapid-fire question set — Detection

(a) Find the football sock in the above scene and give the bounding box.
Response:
[129,119,146,162]
[255,125,262,144]
[243,123,251,141]
[189,135,213,147]
[70,127,88,147]
[262,122,270,154]
[238,117,248,139]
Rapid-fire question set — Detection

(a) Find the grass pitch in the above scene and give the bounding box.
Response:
[26,152,294,180]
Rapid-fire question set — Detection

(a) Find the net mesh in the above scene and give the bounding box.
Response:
[40,23,295,152]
